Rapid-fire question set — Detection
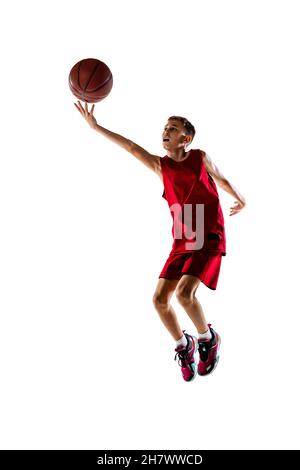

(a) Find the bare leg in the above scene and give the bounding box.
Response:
[152,278,183,340]
[175,274,208,334]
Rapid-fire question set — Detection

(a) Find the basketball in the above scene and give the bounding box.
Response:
[68,58,113,103]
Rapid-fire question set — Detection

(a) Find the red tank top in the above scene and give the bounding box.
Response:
[160,149,226,255]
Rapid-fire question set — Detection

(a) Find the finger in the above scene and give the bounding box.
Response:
[74,103,82,113]
[85,101,88,113]
[91,104,95,114]
[77,100,84,112]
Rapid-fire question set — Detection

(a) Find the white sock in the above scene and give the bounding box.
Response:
[198,328,212,342]
[176,333,188,349]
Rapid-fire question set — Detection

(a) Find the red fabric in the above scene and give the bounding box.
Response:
[159,250,222,290]
[160,149,226,255]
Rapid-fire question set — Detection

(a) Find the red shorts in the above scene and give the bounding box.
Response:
[159,250,223,290]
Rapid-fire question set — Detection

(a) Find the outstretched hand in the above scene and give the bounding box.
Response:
[229,199,246,216]
[74,100,98,129]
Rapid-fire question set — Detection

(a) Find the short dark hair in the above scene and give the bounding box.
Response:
[168,115,196,141]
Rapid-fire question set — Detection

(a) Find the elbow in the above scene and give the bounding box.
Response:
[216,177,229,189]
[126,140,134,152]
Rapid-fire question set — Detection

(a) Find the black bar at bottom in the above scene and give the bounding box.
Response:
[0,450,299,468]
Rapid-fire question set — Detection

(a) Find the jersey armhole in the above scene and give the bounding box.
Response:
[199,149,213,180]
[199,149,206,159]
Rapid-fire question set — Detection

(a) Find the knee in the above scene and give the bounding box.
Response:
[176,286,195,305]
[152,292,169,310]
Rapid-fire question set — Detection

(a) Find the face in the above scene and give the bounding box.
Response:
[162,120,191,150]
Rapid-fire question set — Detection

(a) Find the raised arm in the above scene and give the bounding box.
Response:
[74,101,161,176]
[203,152,246,216]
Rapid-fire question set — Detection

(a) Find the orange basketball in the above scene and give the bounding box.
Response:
[69,58,113,103]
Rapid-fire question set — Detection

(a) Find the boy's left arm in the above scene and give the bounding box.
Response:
[203,153,246,216]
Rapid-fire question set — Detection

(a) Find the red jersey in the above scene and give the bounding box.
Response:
[160,149,226,255]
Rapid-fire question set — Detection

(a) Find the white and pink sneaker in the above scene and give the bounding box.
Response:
[174,331,198,382]
[197,324,221,376]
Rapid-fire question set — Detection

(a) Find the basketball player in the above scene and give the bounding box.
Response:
[74,101,246,382]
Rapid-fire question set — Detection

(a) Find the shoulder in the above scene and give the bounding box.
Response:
[192,148,206,156]
[196,149,212,174]
[198,149,210,165]
[198,149,206,157]
[194,148,207,162]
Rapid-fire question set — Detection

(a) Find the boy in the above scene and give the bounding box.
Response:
[74,101,246,382]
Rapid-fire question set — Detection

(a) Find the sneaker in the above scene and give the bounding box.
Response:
[197,324,221,376]
[174,331,198,382]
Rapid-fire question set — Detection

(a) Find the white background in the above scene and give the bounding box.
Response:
[0,0,299,450]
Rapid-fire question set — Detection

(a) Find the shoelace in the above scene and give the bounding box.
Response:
[174,347,191,367]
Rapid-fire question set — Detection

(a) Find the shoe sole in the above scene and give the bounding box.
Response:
[197,336,221,377]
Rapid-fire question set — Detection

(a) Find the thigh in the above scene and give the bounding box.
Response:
[153,277,180,302]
